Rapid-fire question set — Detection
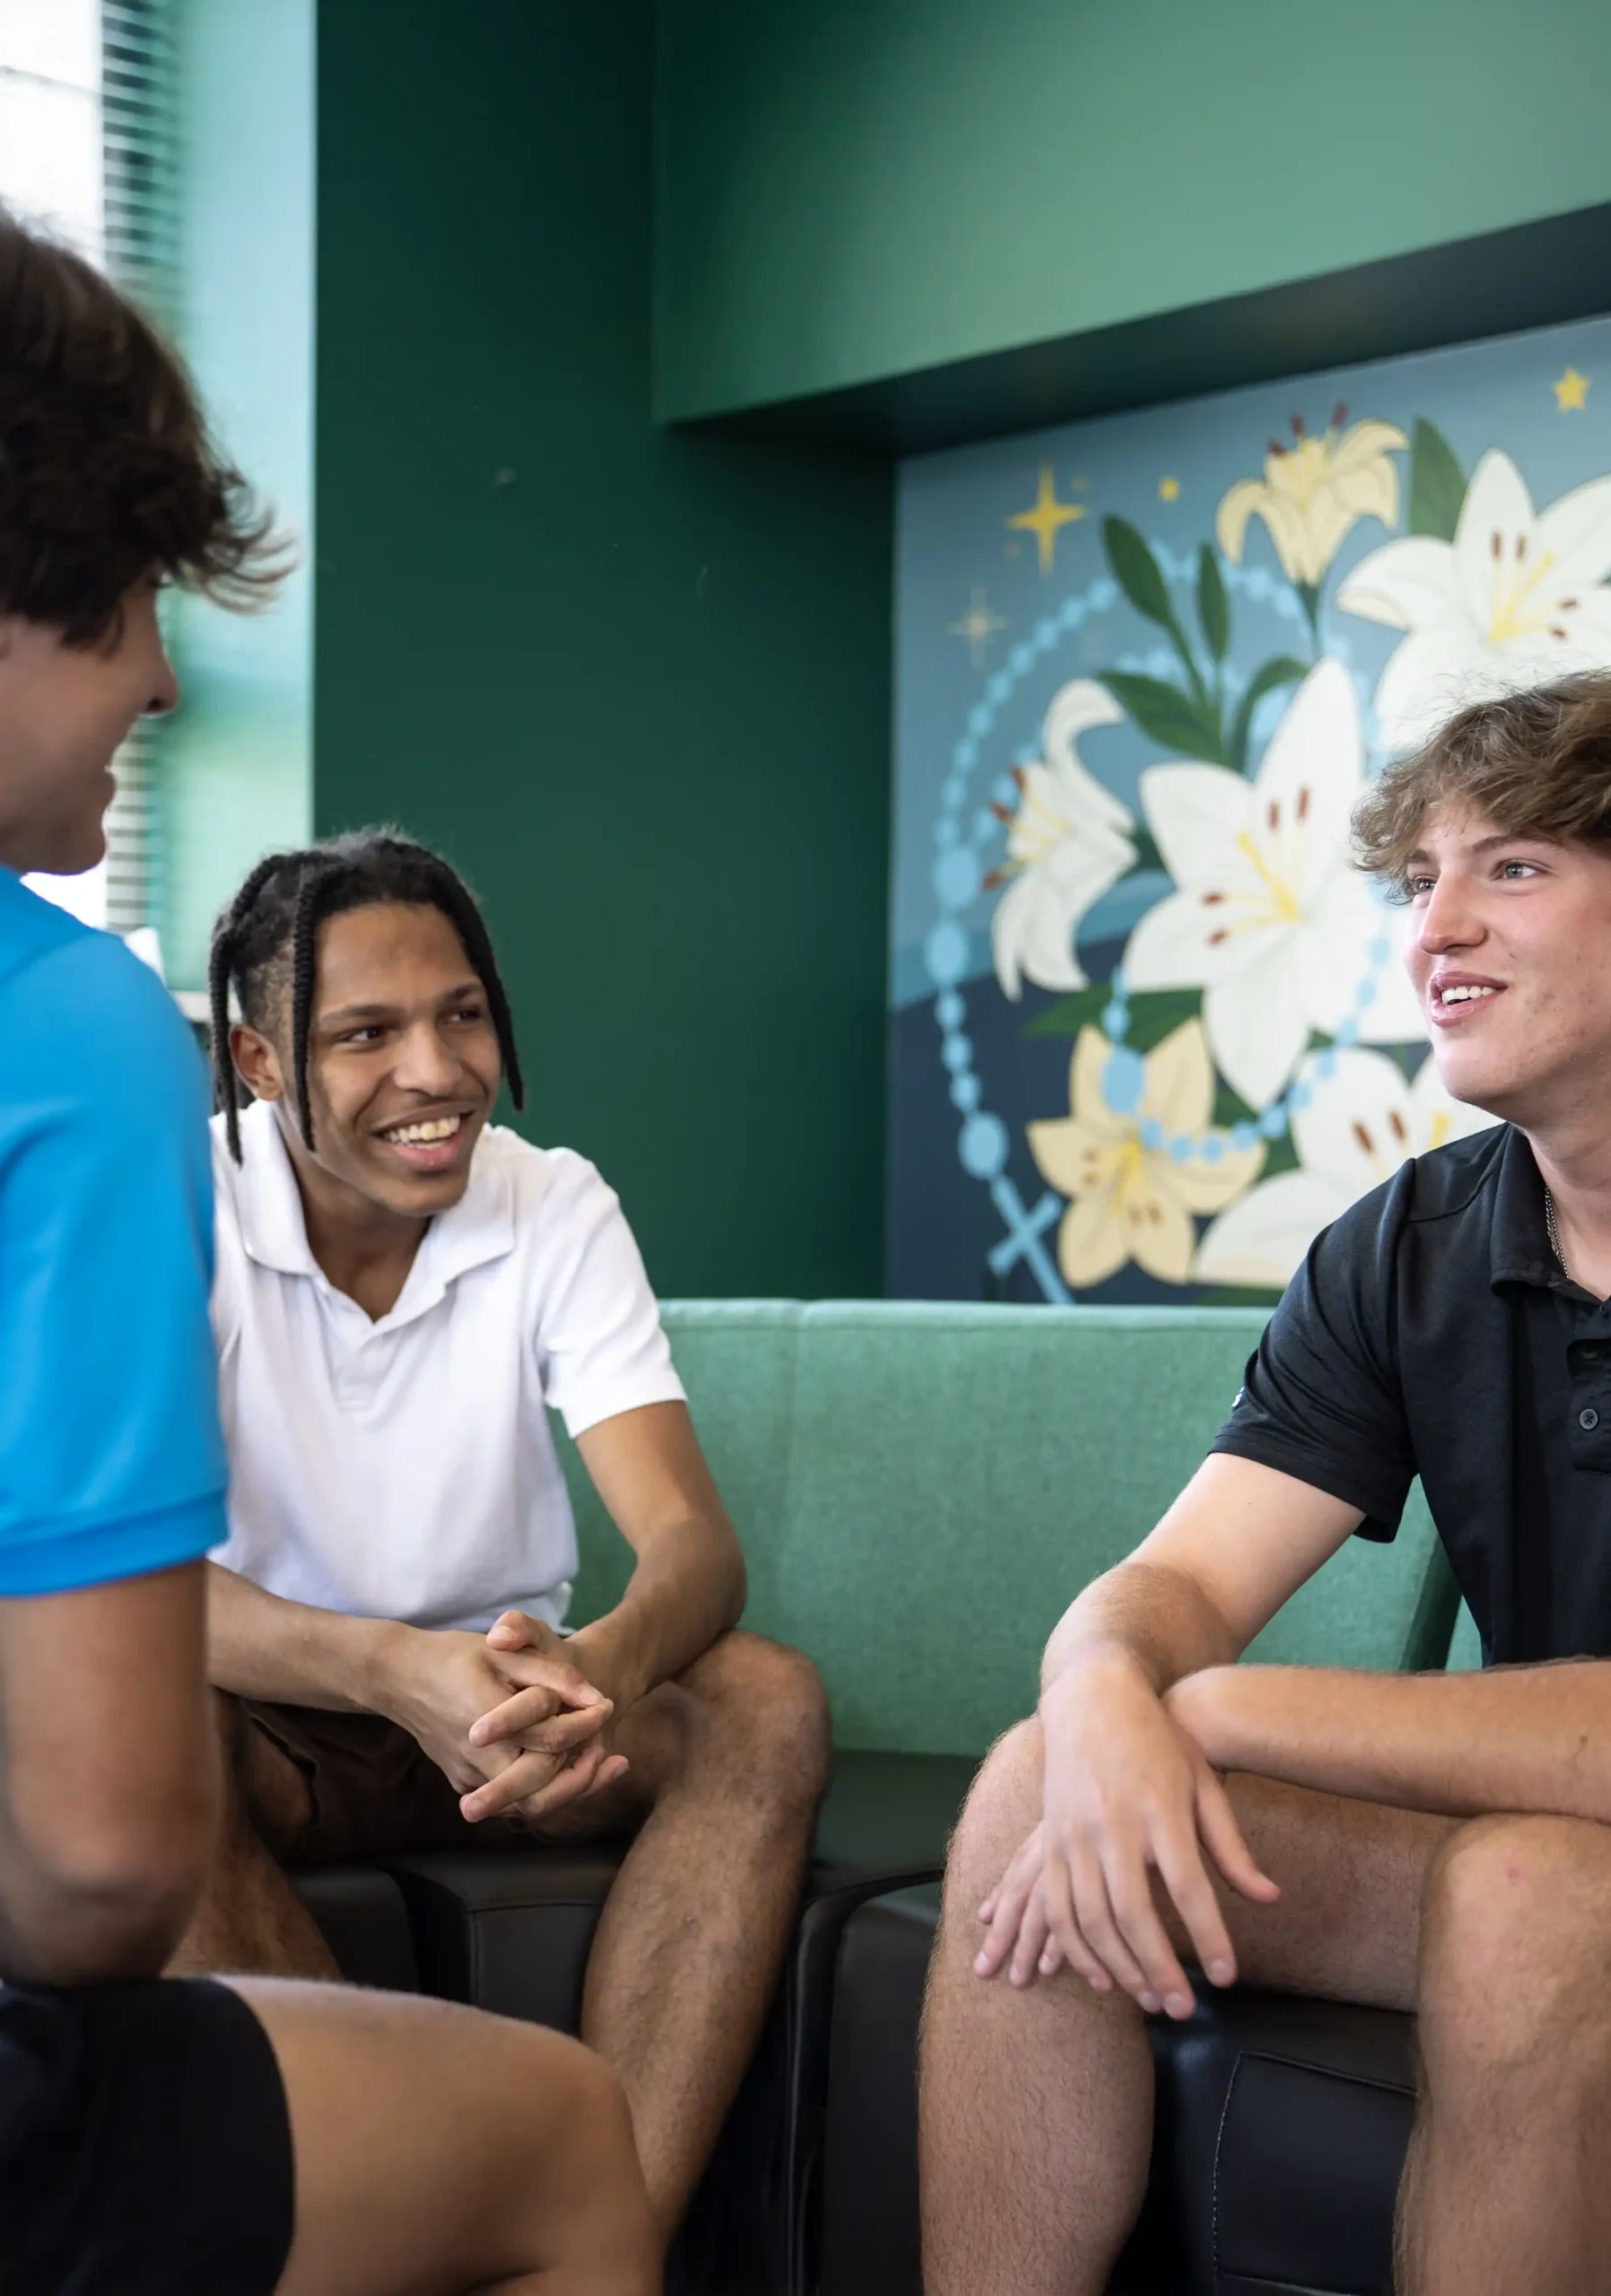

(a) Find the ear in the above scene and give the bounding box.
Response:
[230,1020,284,1104]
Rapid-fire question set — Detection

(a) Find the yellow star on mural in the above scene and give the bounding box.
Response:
[1159,476,1180,502]
[948,587,1006,667]
[1007,464,1084,575]
[1554,366,1590,412]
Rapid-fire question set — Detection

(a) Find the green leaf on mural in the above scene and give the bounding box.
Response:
[1100,671,1222,760]
[1102,515,1177,631]
[1197,544,1230,661]
[1227,654,1309,772]
[1407,418,1465,543]
[1024,985,1202,1049]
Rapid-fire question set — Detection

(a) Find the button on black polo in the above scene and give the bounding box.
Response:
[1582,1407,1601,1432]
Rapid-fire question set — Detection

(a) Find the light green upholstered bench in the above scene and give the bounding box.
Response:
[332,1304,1460,2295]
[562,1300,1461,1757]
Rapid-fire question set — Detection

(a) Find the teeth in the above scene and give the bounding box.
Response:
[1441,985,1498,1004]
[384,1116,461,1144]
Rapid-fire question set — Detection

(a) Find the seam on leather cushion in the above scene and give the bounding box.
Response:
[1212,2046,1414,2292]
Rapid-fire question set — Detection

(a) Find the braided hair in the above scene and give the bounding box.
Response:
[207,828,525,1161]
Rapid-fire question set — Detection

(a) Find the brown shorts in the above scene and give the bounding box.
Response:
[243,1701,539,1867]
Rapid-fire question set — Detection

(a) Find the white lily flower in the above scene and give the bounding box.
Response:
[1028,1019,1266,1289]
[1337,448,1611,748]
[1217,410,1408,590]
[1121,660,1422,1111]
[988,680,1136,1000]
[1194,1048,1498,1288]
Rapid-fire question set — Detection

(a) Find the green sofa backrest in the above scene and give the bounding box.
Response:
[561,1301,1457,1759]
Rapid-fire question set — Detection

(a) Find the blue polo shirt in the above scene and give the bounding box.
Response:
[0,869,226,1593]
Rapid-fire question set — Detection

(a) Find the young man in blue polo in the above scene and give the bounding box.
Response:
[0,210,656,2294]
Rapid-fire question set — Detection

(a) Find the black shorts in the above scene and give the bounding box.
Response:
[0,1975,294,2293]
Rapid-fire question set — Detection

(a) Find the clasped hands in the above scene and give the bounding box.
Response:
[379,1610,629,1829]
[972,1657,1277,2021]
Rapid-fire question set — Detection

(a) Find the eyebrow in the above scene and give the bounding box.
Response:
[318,980,484,1025]
[1404,832,1555,865]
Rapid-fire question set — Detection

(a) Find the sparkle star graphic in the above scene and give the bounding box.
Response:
[1159,476,1180,502]
[1554,367,1591,412]
[1007,464,1084,574]
[949,587,1006,666]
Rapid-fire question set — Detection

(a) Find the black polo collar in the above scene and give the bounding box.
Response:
[1489,1122,1561,1292]
[1488,1121,1583,1296]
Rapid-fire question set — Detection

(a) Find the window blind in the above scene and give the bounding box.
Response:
[0,0,179,942]
[101,0,180,939]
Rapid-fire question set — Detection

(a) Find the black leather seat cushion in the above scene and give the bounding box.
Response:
[292,1865,419,1992]
[375,1751,977,2296]
[818,1882,1417,2296]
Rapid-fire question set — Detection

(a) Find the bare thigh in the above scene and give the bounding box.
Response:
[969,1722,1458,2015]
[1168,1770,1459,2012]
[230,1978,651,2296]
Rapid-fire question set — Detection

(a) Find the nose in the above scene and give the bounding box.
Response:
[1415,870,1483,956]
[391,1020,463,1098]
[144,643,180,718]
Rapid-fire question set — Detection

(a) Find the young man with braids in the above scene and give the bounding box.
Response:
[187,830,831,2245]
[923,668,1611,2296]
[0,212,656,2294]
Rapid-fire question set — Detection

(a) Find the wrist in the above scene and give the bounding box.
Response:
[1041,1640,1153,1714]
[1166,1665,1240,1766]
[564,1622,644,1715]
[360,1617,426,1723]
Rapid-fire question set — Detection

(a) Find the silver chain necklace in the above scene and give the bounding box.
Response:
[1546,1187,1564,1268]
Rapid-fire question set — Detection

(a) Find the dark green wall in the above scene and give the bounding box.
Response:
[657,0,1611,421]
[315,0,892,1297]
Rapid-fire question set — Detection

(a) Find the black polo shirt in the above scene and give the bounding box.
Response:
[1212,1123,1611,1665]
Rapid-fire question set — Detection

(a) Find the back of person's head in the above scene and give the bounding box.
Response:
[0,207,282,641]
[1354,670,1611,893]
[208,828,526,1161]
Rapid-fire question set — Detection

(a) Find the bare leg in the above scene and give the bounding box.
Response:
[532,1632,830,2239]
[168,1693,338,1979]
[920,1717,1456,2296]
[232,1978,657,2296]
[1397,1813,1611,2294]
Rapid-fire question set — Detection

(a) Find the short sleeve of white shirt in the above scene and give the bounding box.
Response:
[525,1148,685,1437]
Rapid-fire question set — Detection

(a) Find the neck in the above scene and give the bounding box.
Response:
[1525,1102,1611,1299]
[279,1120,428,1320]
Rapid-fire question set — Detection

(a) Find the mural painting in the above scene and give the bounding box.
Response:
[889,319,1611,1302]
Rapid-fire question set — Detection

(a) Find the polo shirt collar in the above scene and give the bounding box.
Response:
[1488,1121,1563,1292]
[235,1099,516,1317]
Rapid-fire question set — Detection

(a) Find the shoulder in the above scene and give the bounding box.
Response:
[2,911,207,1132]
[478,1127,620,1223]
[1314,1122,1506,1265]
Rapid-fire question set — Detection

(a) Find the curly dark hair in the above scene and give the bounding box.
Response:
[0,208,285,643]
[208,830,526,1162]
[1354,671,1611,895]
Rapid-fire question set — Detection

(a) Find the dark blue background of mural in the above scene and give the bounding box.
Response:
[889,312,1611,1301]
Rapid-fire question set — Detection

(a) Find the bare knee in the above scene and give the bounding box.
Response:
[1419,1814,1611,2084]
[941,1717,1042,1919]
[679,1631,832,1810]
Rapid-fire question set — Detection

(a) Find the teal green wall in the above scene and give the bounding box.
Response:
[164,0,314,987]
[314,0,892,1299]
[656,0,1611,421]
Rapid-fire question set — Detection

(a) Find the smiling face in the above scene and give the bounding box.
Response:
[1403,806,1611,1126]
[231,900,503,1224]
[0,584,179,877]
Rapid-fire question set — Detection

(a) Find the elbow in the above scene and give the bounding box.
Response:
[13,1789,216,1981]
[725,1538,748,1632]
[716,1522,746,1631]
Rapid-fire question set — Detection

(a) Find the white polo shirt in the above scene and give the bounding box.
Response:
[209,1099,684,1631]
